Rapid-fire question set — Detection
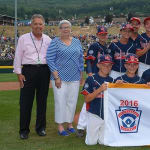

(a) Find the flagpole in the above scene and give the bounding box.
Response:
[15,0,17,48]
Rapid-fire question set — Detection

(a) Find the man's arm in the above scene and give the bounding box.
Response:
[13,36,25,88]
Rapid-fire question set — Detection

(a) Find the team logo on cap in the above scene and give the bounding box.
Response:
[125,55,139,62]
[116,102,142,133]
[105,55,111,60]
[130,56,135,61]
[101,27,105,32]
[89,50,94,55]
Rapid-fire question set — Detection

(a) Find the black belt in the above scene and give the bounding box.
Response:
[23,64,48,67]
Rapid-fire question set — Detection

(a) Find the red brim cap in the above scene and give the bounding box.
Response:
[130,27,134,31]
[121,27,134,31]
[144,17,150,24]
[125,61,139,64]
[130,17,141,24]
[98,61,114,64]
[97,32,108,35]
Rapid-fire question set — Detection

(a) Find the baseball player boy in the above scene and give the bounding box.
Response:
[109,24,138,79]
[114,53,146,84]
[76,26,110,137]
[142,68,150,83]
[129,17,142,45]
[136,17,150,76]
[86,26,110,75]
[81,55,114,145]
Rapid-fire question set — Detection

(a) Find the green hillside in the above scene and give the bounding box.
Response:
[0,0,149,19]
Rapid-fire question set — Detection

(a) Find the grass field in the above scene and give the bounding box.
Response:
[0,74,150,150]
[0,73,17,82]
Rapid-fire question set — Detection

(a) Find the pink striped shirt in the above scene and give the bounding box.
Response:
[13,32,51,74]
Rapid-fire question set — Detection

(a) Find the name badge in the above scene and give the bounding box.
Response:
[37,59,42,64]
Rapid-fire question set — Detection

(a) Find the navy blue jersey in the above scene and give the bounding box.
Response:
[81,74,113,119]
[129,34,142,50]
[139,33,150,65]
[109,41,137,72]
[86,42,110,74]
[142,69,150,82]
[114,74,146,84]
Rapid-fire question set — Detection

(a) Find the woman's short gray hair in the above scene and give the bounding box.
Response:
[31,14,45,24]
[59,20,72,28]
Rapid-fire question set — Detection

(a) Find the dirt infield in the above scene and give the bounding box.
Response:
[0,82,20,91]
[0,82,52,91]
[0,81,85,91]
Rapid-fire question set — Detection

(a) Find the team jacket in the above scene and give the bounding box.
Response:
[139,33,150,65]
[142,69,150,82]
[109,41,137,73]
[129,34,142,50]
[86,42,110,74]
[114,74,146,84]
[81,74,113,119]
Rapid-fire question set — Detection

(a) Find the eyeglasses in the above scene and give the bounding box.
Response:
[60,26,70,30]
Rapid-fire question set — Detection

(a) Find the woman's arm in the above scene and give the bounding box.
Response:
[46,38,62,88]
[46,38,58,73]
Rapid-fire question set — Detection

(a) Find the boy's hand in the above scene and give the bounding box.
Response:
[144,42,150,51]
[99,83,107,92]
[147,82,150,86]
[116,80,124,84]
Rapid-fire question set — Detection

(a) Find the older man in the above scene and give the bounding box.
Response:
[13,14,51,139]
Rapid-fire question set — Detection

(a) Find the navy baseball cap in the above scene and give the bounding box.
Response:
[144,17,150,25]
[98,55,114,64]
[120,24,134,31]
[125,54,139,64]
[130,17,141,24]
[97,26,107,34]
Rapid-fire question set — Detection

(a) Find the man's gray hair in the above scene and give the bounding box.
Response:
[31,14,45,24]
[59,20,71,28]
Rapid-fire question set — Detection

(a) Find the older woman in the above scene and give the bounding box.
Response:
[46,20,84,136]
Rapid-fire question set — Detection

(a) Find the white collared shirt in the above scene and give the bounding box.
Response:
[13,32,51,74]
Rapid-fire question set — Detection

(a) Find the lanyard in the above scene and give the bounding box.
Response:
[30,32,43,61]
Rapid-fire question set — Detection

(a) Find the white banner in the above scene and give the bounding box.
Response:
[103,83,150,147]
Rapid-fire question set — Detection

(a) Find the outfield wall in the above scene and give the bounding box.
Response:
[0,60,13,73]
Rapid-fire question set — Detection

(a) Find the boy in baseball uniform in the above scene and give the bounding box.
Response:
[81,55,114,145]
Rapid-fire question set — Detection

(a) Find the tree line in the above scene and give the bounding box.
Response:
[0,0,150,21]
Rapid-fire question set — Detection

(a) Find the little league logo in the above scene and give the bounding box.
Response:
[116,106,142,133]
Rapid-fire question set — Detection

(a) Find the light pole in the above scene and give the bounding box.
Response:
[15,0,17,48]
